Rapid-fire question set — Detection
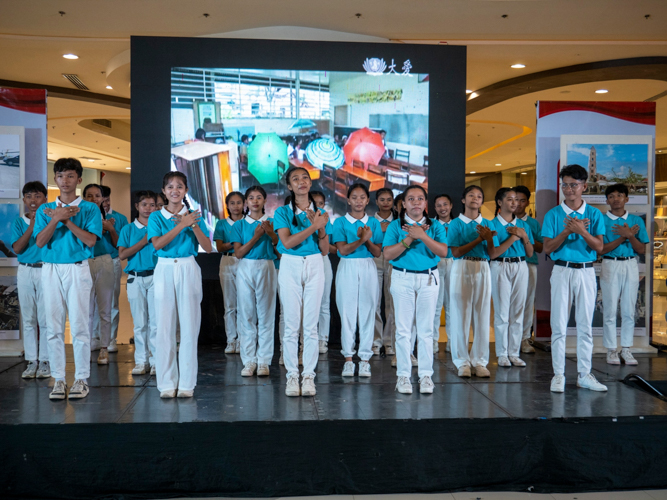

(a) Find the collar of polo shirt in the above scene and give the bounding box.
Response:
[345,213,369,225]
[244,214,269,224]
[458,213,483,224]
[134,219,146,229]
[519,214,529,221]
[160,205,188,219]
[496,214,517,226]
[374,212,394,223]
[606,211,629,221]
[405,214,426,225]
[56,196,83,207]
[22,215,31,224]
[560,200,587,216]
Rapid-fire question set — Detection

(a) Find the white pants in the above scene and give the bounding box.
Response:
[219,255,239,342]
[154,256,203,392]
[490,261,528,358]
[433,258,453,343]
[17,265,48,362]
[523,264,538,340]
[319,255,333,342]
[601,258,639,349]
[550,265,596,376]
[127,274,157,366]
[373,254,395,348]
[110,256,122,342]
[237,259,277,366]
[449,259,491,369]
[278,254,324,378]
[42,262,93,380]
[88,254,114,348]
[390,269,438,378]
[336,258,378,360]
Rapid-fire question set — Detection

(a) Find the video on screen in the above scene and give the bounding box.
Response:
[170,66,429,232]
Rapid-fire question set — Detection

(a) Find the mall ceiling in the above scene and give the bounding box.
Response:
[1,0,666,174]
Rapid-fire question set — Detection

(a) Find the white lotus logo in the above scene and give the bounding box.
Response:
[363,58,387,76]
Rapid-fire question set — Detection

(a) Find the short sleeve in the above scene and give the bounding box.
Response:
[83,205,103,239]
[371,219,384,245]
[533,220,543,243]
[230,221,244,244]
[33,206,49,237]
[10,218,23,246]
[147,213,163,241]
[322,208,333,235]
[590,209,605,236]
[117,225,131,248]
[197,219,209,238]
[541,211,557,239]
[212,220,225,241]
[331,218,346,244]
[446,220,462,248]
[634,217,650,244]
[432,221,447,243]
[273,207,291,231]
[382,220,400,247]
[521,221,535,244]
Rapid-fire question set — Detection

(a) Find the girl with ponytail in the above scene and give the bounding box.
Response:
[148,171,212,399]
[273,166,331,397]
[213,191,245,354]
[432,194,454,355]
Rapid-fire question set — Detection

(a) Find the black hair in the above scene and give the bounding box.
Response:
[394,192,404,208]
[559,164,588,182]
[243,185,267,214]
[241,134,249,142]
[310,190,325,203]
[283,166,316,226]
[284,195,292,206]
[461,185,484,216]
[224,191,245,218]
[22,181,47,197]
[399,185,431,228]
[83,183,106,219]
[100,185,111,198]
[513,185,531,201]
[158,192,168,205]
[53,158,83,177]
[434,193,454,221]
[494,187,516,215]
[162,171,191,211]
[135,190,157,205]
[347,182,370,199]
[195,128,206,140]
[375,187,394,202]
[605,183,629,198]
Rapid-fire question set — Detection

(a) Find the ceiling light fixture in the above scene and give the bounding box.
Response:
[495,163,501,166]
[88,159,95,162]
[595,89,609,94]
[470,171,476,174]
[106,85,113,90]
[63,54,79,60]
[468,92,479,100]
[126,167,131,170]
[511,64,525,69]
[465,90,473,94]
[521,172,528,175]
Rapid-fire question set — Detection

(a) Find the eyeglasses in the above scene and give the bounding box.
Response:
[561,182,584,191]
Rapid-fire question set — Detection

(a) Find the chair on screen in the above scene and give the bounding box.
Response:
[352,159,365,170]
[395,149,410,163]
[367,163,384,176]
[423,155,429,167]
[277,160,287,195]
[334,169,350,213]
[322,164,336,193]
[385,169,409,195]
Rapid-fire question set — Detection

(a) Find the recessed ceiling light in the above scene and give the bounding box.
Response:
[595,89,608,94]
[106,85,113,90]
[465,90,473,94]
[495,163,502,166]
[470,171,476,174]
[511,64,525,69]
[521,172,528,175]
[468,92,479,100]
[63,54,79,60]
[88,159,95,162]
[126,167,131,170]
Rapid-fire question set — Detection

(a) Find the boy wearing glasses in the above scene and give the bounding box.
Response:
[542,164,607,393]
[600,184,648,366]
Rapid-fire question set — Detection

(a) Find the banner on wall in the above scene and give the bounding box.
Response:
[534,101,655,340]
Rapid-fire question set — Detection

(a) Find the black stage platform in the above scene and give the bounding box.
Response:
[2,345,667,499]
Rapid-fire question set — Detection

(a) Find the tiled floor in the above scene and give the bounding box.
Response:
[1,342,666,424]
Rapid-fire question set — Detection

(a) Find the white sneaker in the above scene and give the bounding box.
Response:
[131,363,147,375]
[473,365,491,378]
[433,339,439,353]
[177,389,194,398]
[342,361,355,377]
[498,356,511,367]
[160,389,176,398]
[607,350,620,365]
[279,352,284,365]
[419,375,434,394]
[68,379,89,399]
[234,340,241,354]
[458,365,471,378]
[241,362,257,377]
[577,373,608,392]
[150,365,156,375]
[358,361,371,378]
[257,364,270,377]
[90,338,101,352]
[620,348,638,366]
[509,356,526,367]
[372,345,380,355]
[285,374,300,396]
[49,380,67,400]
[391,356,397,367]
[97,348,109,365]
[301,374,316,396]
[521,339,535,354]
[385,345,395,356]
[36,361,51,379]
[22,361,38,379]
[319,340,328,354]
[411,354,418,367]
[395,376,413,394]
[550,374,565,393]
[107,339,118,353]
[225,342,235,354]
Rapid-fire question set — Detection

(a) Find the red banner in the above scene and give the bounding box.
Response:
[0,87,46,115]
[538,101,656,126]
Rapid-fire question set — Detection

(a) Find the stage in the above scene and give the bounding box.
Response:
[2,344,667,499]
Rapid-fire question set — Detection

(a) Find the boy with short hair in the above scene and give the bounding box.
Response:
[600,183,648,366]
[513,185,543,354]
[542,164,607,393]
[35,158,102,400]
[100,185,128,352]
[117,191,159,375]
[11,181,50,379]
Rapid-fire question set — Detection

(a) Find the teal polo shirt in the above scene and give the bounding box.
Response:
[230,215,276,260]
[10,215,42,264]
[435,219,453,259]
[212,217,237,255]
[447,214,498,260]
[383,215,446,271]
[602,211,649,258]
[541,201,605,263]
[488,215,534,259]
[147,207,208,259]
[34,197,103,264]
[519,215,542,265]
[273,204,333,257]
[104,210,128,259]
[332,214,384,259]
[118,220,158,273]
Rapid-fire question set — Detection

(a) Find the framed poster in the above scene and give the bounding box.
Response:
[0,203,20,267]
[0,126,25,199]
[560,134,652,205]
[0,275,19,339]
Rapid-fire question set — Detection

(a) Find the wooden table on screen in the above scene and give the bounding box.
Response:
[340,165,385,191]
[288,158,321,180]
